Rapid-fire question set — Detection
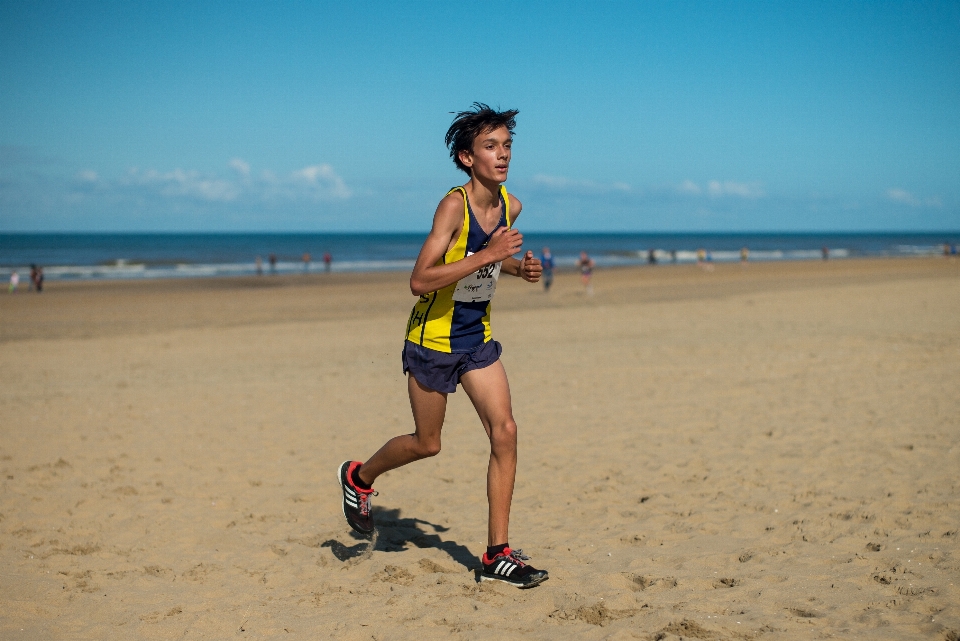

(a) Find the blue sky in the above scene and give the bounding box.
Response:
[1,1,958,232]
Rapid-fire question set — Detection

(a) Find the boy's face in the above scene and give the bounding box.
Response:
[459,126,512,183]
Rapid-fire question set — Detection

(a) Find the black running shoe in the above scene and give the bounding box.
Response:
[337,461,376,536]
[480,548,549,588]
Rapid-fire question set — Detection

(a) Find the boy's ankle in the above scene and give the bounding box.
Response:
[351,464,373,491]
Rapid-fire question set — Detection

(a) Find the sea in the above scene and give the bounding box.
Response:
[1,232,957,282]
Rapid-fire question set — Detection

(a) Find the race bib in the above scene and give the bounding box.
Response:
[452,255,501,302]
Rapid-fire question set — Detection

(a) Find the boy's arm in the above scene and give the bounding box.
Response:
[499,196,541,282]
[502,252,542,282]
[409,193,524,296]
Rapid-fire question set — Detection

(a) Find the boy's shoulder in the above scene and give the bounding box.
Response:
[437,189,467,216]
[436,185,522,218]
[507,192,522,218]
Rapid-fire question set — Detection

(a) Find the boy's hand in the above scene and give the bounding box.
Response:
[520,251,542,283]
[486,227,524,263]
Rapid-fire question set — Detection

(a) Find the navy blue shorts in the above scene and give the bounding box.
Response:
[402,340,502,394]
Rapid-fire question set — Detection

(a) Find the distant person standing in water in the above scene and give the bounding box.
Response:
[577,251,594,295]
[821,246,829,261]
[323,252,332,272]
[269,253,277,273]
[8,271,19,293]
[303,252,311,272]
[698,248,713,272]
[255,256,263,275]
[740,246,749,264]
[540,247,555,292]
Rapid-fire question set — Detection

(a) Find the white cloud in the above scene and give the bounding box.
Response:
[531,175,576,189]
[886,188,919,206]
[707,180,764,199]
[531,174,630,194]
[886,188,942,208]
[291,163,351,199]
[674,180,764,198]
[258,164,352,201]
[229,158,251,178]
[124,168,240,202]
[103,161,352,205]
[75,170,99,183]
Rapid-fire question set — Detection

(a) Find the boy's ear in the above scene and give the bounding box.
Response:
[458,148,474,169]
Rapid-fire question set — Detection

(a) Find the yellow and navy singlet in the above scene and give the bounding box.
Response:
[405,185,512,353]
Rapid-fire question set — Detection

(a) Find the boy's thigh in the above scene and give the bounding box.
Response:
[460,360,514,429]
[407,374,448,437]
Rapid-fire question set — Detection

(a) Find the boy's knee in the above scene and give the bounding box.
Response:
[490,419,518,450]
[414,437,441,458]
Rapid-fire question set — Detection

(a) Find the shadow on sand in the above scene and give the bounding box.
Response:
[322,506,478,569]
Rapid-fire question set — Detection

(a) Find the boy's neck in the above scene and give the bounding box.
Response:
[464,175,502,209]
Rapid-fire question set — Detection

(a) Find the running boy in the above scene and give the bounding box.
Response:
[338,103,548,588]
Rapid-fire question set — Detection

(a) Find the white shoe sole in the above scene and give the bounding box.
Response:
[480,572,549,589]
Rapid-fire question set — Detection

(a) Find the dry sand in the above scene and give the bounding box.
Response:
[1,258,958,640]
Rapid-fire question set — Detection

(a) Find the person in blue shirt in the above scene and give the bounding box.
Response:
[540,247,555,292]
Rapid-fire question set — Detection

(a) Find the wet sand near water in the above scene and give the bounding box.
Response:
[1,257,959,640]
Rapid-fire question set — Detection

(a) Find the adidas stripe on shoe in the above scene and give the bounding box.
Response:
[480,548,548,588]
[337,460,376,536]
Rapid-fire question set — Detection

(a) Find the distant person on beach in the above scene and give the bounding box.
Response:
[577,251,594,295]
[323,252,332,272]
[540,246,554,291]
[302,252,311,272]
[697,248,714,272]
[9,271,19,293]
[822,246,829,261]
[29,265,38,291]
[269,253,277,273]
[337,103,548,588]
[740,246,749,263]
[670,249,677,263]
[34,266,43,292]
[255,256,263,276]
[647,249,657,265]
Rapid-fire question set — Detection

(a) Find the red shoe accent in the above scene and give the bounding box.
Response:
[346,461,373,494]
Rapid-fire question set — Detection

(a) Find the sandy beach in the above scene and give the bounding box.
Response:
[1,257,958,640]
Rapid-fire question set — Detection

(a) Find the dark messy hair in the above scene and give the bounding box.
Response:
[445,103,519,175]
